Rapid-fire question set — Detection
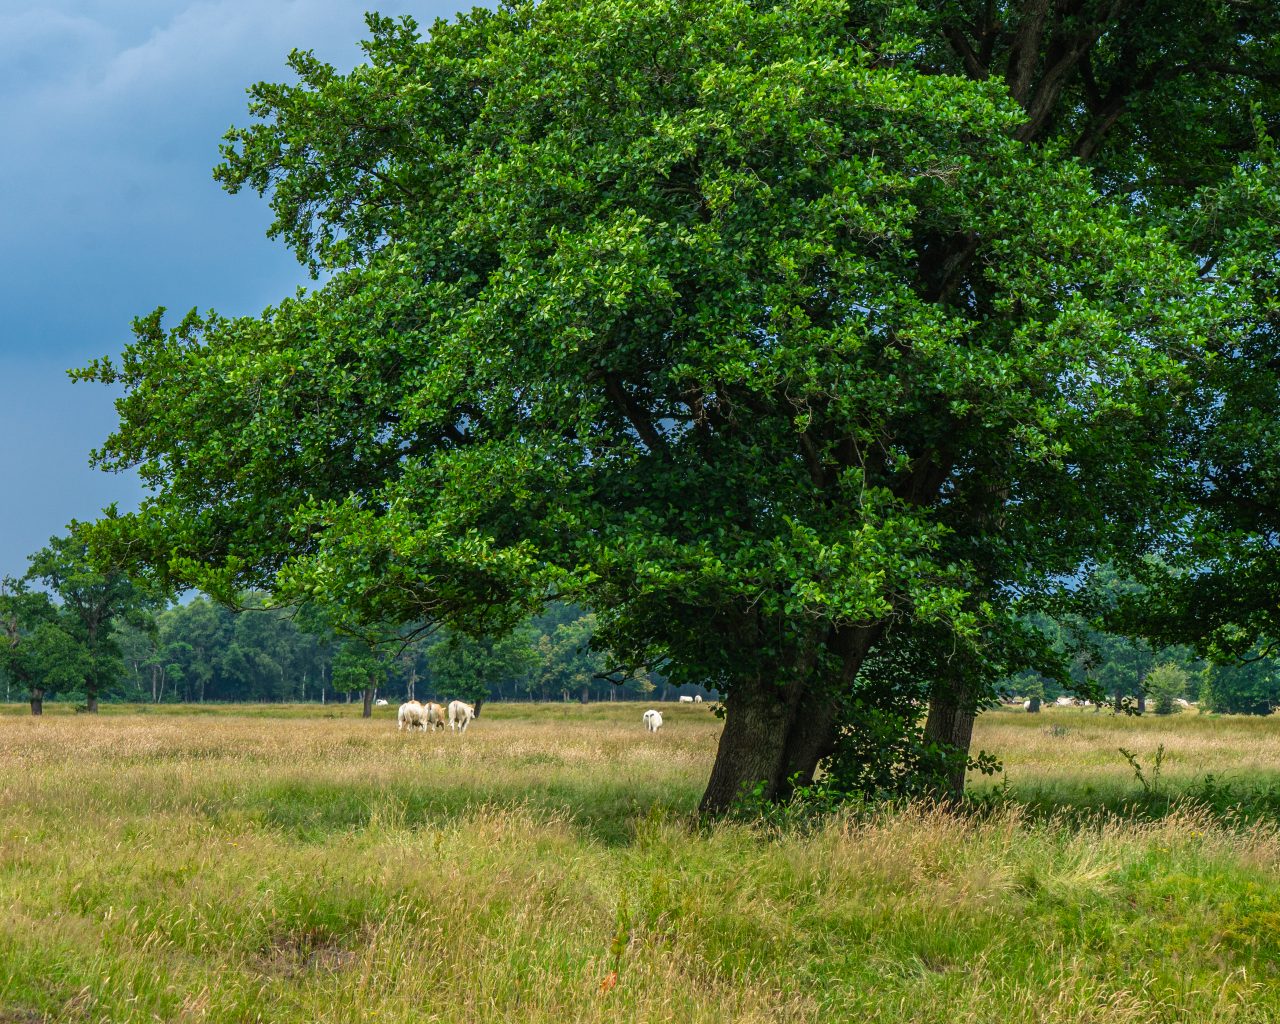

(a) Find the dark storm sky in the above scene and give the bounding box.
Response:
[0,1,465,578]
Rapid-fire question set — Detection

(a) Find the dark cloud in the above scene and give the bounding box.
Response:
[1,1,467,578]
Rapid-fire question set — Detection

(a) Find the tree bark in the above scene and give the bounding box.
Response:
[699,625,879,814]
[30,688,44,716]
[1136,691,1146,714]
[473,698,484,718]
[362,683,374,718]
[699,674,789,814]
[1028,695,1041,713]
[86,692,99,714]
[580,684,590,704]
[923,683,977,803]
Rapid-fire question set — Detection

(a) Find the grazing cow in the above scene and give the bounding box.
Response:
[643,709,663,733]
[693,695,703,703]
[397,700,428,732]
[448,700,476,733]
[375,698,389,706]
[678,695,694,703]
[424,702,448,730]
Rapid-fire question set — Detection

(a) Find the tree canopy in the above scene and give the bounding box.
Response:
[78,0,1280,810]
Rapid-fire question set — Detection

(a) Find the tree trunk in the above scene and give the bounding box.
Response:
[923,684,977,803]
[698,625,878,815]
[473,698,484,718]
[86,692,99,714]
[1028,695,1041,713]
[699,674,789,814]
[362,684,374,718]
[775,686,844,799]
[30,688,44,716]
[1136,692,1146,714]
[580,684,589,704]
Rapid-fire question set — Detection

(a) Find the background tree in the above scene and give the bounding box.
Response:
[427,627,539,716]
[1144,663,1189,716]
[76,1,1279,810]
[0,579,91,715]
[1200,658,1280,716]
[528,612,605,703]
[23,533,152,713]
[331,642,386,718]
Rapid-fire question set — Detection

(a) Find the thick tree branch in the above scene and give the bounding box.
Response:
[1005,0,1053,104]
[604,376,669,457]
[944,25,989,80]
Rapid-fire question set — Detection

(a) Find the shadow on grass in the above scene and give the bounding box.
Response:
[967,771,1280,828]
[218,777,702,847]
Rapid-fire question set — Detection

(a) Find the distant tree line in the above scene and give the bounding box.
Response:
[1008,606,1280,718]
[0,535,704,710]
[4,534,1276,719]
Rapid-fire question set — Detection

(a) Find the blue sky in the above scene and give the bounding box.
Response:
[0,1,466,579]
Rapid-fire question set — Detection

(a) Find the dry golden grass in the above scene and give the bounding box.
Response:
[971,705,1280,806]
[0,702,1278,1022]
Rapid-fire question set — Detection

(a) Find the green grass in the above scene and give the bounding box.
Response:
[1,703,1279,1021]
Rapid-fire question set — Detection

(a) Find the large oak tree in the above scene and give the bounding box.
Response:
[80,0,1277,810]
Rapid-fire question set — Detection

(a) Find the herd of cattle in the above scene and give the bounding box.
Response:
[397,699,476,733]
[396,694,706,734]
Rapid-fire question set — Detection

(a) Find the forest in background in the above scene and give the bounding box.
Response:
[0,588,692,708]
[0,535,696,712]
[4,562,1276,716]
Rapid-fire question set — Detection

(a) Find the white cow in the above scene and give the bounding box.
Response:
[448,700,476,733]
[678,695,694,703]
[643,709,663,733]
[693,695,703,703]
[424,702,448,730]
[397,700,427,731]
[375,698,389,706]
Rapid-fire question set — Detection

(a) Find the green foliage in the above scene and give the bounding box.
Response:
[1144,663,1189,716]
[74,0,1280,803]
[330,643,386,695]
[426,626,538,706]
[1118,744,1167,800]
[1,535,152,708]
[1201,658,1280,716]
[821,700,997,804]
[0,578,92,706]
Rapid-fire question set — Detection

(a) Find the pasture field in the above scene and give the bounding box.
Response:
[1,702,1279,1023]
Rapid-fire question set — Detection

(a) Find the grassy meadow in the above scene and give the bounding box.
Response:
[1,702,1279,1022]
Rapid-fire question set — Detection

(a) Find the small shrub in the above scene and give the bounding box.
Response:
[1145,663,1188,715]
[1119,744,1167,800]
